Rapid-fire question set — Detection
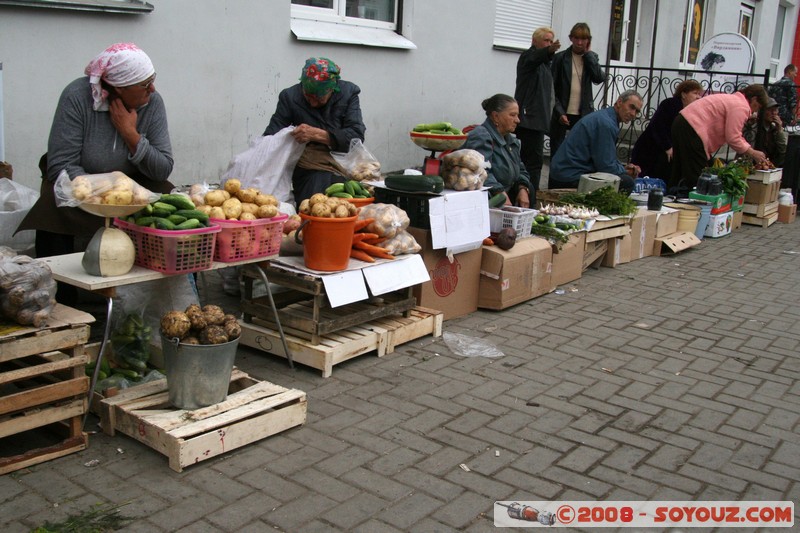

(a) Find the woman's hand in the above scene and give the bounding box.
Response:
[516,188,530,208]
[559,114,570,126]
[749,148,768,165]
[109,98,141,154]
[666,147,673,161]
[291,124,331,146]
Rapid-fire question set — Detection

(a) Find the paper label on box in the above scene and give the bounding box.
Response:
[362,254,429,296]
[322,270,369,307]
[429,190,490,250]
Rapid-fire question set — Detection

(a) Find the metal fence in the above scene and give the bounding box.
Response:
[545,65,774,162]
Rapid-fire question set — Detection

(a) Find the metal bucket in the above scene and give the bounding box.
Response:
[161,336,238,409]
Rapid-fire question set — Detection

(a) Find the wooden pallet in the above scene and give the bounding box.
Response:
[742,211,779,228]
[97,369,306,472]
[0,304,93,474]
[240,306,444,377]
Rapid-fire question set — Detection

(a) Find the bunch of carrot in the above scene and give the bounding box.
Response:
[350,217,394,263]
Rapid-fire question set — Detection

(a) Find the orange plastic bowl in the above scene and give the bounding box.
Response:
[347,197,375,208]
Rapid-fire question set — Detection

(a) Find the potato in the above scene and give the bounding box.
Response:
[237,187,258,204]
[311,202,332,217]
[240,212,257,221]
[222,197,243,219]
[72,183,92,200]
[240,202,258,215]
[133,185,152,204]
[112,174,135,192]
[197,204,213,215]
[209,206,226,220]
[334,204,350,218]
[199,325,228,345]
[185,304,207,331]
[257,204,279,219]
[205,189,226,207]
[298,199,311,215]
[101,189,133,205]
[202,304,226,325]
[309,193,328,207]
[223,178,241,195]
[161,311,191,339]
[254,193,278,206]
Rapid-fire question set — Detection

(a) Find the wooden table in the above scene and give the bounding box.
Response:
[40,254,294,425]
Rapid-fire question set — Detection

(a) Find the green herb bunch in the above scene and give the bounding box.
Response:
[558,186,638,216]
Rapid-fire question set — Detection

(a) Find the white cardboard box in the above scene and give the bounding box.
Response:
[704,212,734,238]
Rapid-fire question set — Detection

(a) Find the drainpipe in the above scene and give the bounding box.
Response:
[0,62,4,162]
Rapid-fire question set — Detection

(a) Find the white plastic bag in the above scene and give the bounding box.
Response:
[0,179,39,253]
[221,126,304,204]
[331,138,381,181]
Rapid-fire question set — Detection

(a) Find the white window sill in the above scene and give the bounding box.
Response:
[291,19,416,50]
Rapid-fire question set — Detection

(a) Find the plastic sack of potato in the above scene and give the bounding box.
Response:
[331,138,381,181]
[357,203,409,239]
[380,229,421,255]
[440,149,490,191]
[53,169,160,207]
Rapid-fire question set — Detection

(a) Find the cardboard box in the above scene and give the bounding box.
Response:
[629,208,658,260]
[704,212,733,238]
[478,237,553,310]
[408,228,481,320]
[778,203,797,223]
[653,232,702,256]
[602,235,631,267]
[732,210,743,230]
[688,191,731,214]
[549,231,585,286]
[583,238,609,271]
[744,180,780,205]
[655,206,680,237]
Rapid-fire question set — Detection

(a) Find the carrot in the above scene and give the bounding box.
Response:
[353,218,375,232]
[350,248,375,263]
[353,241,395,260]
[352,232,380,243]
[361,237,386,245]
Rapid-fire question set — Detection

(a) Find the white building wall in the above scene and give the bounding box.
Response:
[0,0,523,189]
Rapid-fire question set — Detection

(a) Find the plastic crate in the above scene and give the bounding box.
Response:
[114,218,220,274]
[373,188,432,229]
[211,213,288,262]
[489,206,537,238]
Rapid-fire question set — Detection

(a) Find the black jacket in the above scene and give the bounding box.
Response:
[514,45,556,132]
[551,47,605,119]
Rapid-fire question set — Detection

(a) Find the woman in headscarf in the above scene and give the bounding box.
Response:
[17,43,174,304]
[264,57,366,204]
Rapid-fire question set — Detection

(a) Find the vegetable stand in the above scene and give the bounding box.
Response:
[39,253,295,427]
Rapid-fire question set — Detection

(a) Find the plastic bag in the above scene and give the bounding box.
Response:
[441,149,490,191]
[109,289,154,379]
[221,126,304,204]
[380,229,421,255]
[0,179,39,253]
[53,170,159,207]
[331,138,381,181]
[0,254,57,327]
[443,331,504,358]
[358,203,409,239]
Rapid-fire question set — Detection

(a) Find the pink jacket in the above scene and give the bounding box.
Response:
[680,92,753,158]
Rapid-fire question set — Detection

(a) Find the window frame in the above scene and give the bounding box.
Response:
[0,0,153,13]
[291,1,398,31]
[679,0,707,67]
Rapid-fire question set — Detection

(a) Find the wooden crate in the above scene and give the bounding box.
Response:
[742,211,779,228]
[0,304,93,474]
[97,369,306,472]
[240,306,444,377]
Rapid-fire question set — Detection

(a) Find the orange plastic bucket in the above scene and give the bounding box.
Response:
[297,213,357,271]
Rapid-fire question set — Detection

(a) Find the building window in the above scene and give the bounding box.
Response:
[0,0,152,13]
[738,2,754,39]
[290,0,414,49]
[770,4,786,78]
[492,0,553,51]
[609,0,639,63]
[680,0,706,65]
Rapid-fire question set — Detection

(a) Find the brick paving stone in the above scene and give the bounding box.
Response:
[324,492,389,530]
[557,445,607,473]
[342,467,413,501]
[443,469,515,499]
[540,465,613,497]
[236,469,307,502]
[334,426,399,455]
[394,468,464,501]
[205,491,280,531]
[146,494,225,531]
[434,491,493,530]
[261,493,338,531]
[381,491,446,530]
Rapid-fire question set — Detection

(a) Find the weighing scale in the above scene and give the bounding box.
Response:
[78,202,147,277]
[409,131,468,175]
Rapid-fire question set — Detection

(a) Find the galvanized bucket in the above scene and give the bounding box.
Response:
[161,336,238,409]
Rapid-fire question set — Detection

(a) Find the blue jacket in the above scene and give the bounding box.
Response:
[463,119,531,195]
[549,106,626,186]
[263,81,365,151]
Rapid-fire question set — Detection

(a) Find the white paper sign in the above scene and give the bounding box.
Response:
[362,254,429,295]
[429,190,490,250]
[321,269,369,307]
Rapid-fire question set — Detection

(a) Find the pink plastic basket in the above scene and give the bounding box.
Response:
[211,213,288,262]
[114,218,221,274]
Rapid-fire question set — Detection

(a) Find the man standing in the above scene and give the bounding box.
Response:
[514,27,560,193]
[549,22,606,159]
[768,64,798,126]
[548,90,643,195]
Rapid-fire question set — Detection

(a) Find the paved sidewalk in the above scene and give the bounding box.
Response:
[2,220,799,532]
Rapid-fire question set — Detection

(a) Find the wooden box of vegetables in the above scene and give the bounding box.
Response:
[114,218,220,275]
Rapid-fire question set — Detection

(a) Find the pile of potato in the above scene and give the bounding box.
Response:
[71,171,153,205]
[193,178,280,220]
[160,304,241,345]
[298,193,358,218]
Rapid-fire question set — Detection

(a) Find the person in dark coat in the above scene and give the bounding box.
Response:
[514,26,560,192]
[549,22,606,159]
[631,79,703,181]
[263,57,366,204]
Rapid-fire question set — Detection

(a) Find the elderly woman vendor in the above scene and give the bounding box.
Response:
[463,94,532,207]
[17,42,174,304]
[264,57,366,204]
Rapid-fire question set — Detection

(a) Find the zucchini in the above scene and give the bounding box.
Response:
[159,193,196,211]
[384,174,444,194]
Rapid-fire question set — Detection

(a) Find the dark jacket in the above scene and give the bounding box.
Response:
[514,45,556,132]
[631,95,683,179]
[768,76,797,125]
[264,81,365,151]
[463,119,531,197]
[551,47,605,119]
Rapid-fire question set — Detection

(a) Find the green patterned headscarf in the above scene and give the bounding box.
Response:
[300,57,341,96]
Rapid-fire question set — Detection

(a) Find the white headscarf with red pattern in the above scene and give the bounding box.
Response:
[84,43,155,111]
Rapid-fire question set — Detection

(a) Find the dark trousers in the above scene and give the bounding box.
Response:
[670,115,709,195]
[549,113,582,159]
[292,169,346,205]
[516,127,544,192]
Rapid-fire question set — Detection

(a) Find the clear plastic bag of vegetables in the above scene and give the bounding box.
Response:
[53,170,159,208]
[331,138,382,181]
[440,149,490,191]
[380,229,421,255]
[357,203,410,239]
[0,253,57,327]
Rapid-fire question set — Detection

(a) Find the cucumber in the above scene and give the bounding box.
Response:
[159,193,196,211]
[384,174,445,194]
[134,216,157,226]
[174,209,210,224]
[175,218,202,230]
[152,201,177,214]
[489,193,506,208]
[167,214,188,225]
[154,217,176,230]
